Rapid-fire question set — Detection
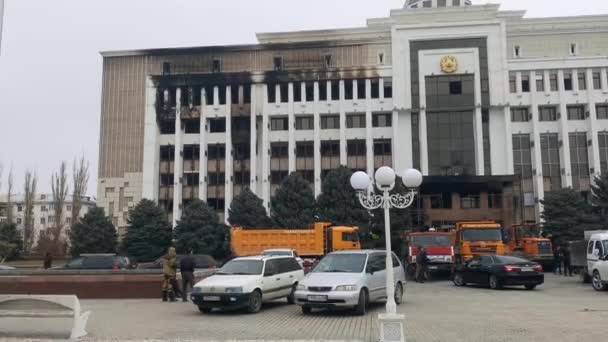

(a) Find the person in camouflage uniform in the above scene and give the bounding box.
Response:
[162,247,178,302]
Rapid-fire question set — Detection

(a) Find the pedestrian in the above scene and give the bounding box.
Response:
[180,251,195,303]
[416,246,429,283]
[553,245,562,275]
[161,246,178,302]
[43,252,53,270]
[562,244,573,277]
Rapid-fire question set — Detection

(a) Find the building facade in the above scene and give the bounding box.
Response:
[0,194,96,247]
[97,0,608,232]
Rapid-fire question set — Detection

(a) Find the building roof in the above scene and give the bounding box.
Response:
[0,193,96,204]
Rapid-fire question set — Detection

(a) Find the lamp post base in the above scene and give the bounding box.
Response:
[378,313,406,342]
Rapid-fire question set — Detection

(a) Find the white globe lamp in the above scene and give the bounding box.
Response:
[375,167,396,189]
[350,171,371,191]
[403,168,423,189]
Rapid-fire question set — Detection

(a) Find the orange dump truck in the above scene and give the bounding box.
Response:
[506,224,553,268]
[230,222,361,258]
[453,221,507,264]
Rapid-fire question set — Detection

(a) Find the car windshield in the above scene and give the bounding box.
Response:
[493,255,530,264]
[216,260,263,275]
[313,253,367,273]
[262,251,291,256]
[462,228,502,242]
[411,235,451,247]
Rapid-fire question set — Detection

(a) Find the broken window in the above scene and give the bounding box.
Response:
[243,84,251,104]
[231,86,239,105]
[319,81,328,101]
[371,79,380,99]
[204,86,214,105]
[208,118,226,133]
[305,82,314,102]
[218,86,226,105]
[273,56,284,71]
[162,62,171,75]
[212,58,222,73]
[331,80,340,100]
[383,78,393,98]
[267,84,277,103]
[357,79,366,100]
[324,54,333,68]
[183,119,200,134]
[345,80,354,100]
[280,83,289,103]
[293,82,302,102]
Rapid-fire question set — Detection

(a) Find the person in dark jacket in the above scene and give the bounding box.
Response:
[180,252,195,302]
[416,246,429,283]
[553,245,563,275]
[562,245,573,277]
[43,252,53,270]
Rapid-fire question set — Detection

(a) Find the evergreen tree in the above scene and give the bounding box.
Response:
[228,188,272,228]
[590,173,608,221]
[316,167,370,227]
[69,207,117,257]
[370,176,414,249]
[122,199,173,262]
[174,199,230,259]
[541,188,601,241]
[270,172,316,228]
[0,222,23,260]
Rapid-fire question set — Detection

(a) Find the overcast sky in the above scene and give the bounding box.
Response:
[1,0,607,198]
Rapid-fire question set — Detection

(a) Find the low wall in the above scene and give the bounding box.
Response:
[0,270,213,299]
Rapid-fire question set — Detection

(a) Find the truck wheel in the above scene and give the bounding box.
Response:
[354,289,368,316]
[247,290,263,313]
[489,275,502,290]
[592,271,607,291]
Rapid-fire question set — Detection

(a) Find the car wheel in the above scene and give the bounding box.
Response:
[302,305,312,314]
[394,282,404,305]
[287,284,297,304]
[453,273,466,287]
[247,290,263,313]
[198,306,212,314]
[524,284,536,290]
[592,271,607,291]
[489,275,502,290]
[354,289,368,316]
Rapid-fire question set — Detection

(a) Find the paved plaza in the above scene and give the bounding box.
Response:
[1,274,607,341]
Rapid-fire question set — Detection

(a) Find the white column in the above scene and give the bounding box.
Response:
[250,84,258,193]
[543,70,551,94]
[558,70,573,188]
[224,86,233,224]
[515,72,523,94]
[529,71,544,221]
[142,77,159,201]
[199,88,208,201]
[313,82,321,197]
[419,109,429,175]
[339,81,347,166]
[503,106,514,175]
[474,53,484,176]
[601,67,608,91]
[288,82,296,173]
[172,88,183,228]
[261,85,270,209]
[573,69,580,92]
[586,68,601,180]
[365,79,374,176]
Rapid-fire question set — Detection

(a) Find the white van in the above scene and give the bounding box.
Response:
[587,232,608,291]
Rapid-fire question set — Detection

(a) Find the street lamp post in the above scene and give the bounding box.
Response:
[350,166,423,342]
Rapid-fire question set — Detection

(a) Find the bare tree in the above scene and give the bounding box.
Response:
[23,171,37,254]
[51,161,69,243]
[6,168,13,224]
[71,156,89,226]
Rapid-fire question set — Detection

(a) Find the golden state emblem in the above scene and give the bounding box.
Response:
[440,55,458,74]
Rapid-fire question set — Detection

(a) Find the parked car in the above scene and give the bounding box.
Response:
[137,254,217,270]
[262,249,304,267]
[191,255,305,314]
[294,250,406,315]
[52,254,132,270]
[452,255,544,290]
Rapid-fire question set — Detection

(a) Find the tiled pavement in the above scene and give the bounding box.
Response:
[1,274,607,341]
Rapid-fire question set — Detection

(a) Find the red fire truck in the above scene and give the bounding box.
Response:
[405,229,455,277]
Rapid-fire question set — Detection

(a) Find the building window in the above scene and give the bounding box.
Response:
[540,133,562,192]
[488,193,503,209]
[356,79,366,100]
[511,107,530,122]
[331,81,340,101]
[296,141,314,184]
[371,79,380,99]
[378,52,385,65]
[593,70,602,90]
[207,144,226,160]
[41,205,47,212]
[514,45,521,58]
[321,115,340,129]
[536,71,545,92]
[208,118,226,133]
[539,106,558,122]
[569,43,578,56]
[270,117,288,131]
[460,193,481,209]
[270,143,289,159]
[570,132,590,190]
[211,58,222,73]
[321,140,340,157]
[383,78,393,98]
[207,172,225,186]
[17,205,22,212]
[578,72,587,91]
[521,74,530,93]
[40,218,45,224]
[509,72,517,93]
[564,72,573,91]
[513,134,532,179]
[319,81,328,101]
[267,84,277,103]
[372,113,392,127]
[48,216,55,224]
[567,105,585,120]
[296,141,314,158]
[598,132,608,174]
[305,82,314,102]
[273,56,284,71]
[295,116,314,130]
[549,72,559,91]
[597,104,608,120]
[293,82,302,102]
[347,140,367,171]
[449,81,462,95]
[324,54,333,69]
[279,83,288,103]
[430,193,452,209]
[373,139,392,168]
[184,119,200,134]
[347,114,366,129]
[16,218,22,224]
[423,0,432,7]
